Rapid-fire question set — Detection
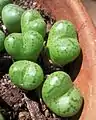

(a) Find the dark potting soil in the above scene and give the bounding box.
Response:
[0,0,82,120]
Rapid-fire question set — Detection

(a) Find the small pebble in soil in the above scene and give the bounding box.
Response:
[18,111,31,120]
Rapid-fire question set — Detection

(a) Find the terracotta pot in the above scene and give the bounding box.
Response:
[37,0,96,119]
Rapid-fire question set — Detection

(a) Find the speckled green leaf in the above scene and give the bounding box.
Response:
[21,9,46,37]
[0,0,12,16]
[4,30,44,61]
[46,20,80,66]
[0,30,5,52]
[48,20,77,40]
[2,4,24,33]
[9,60,44,90]
[47,37,80,65]
[42,71,83,117]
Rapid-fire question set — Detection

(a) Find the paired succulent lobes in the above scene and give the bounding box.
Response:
[42,71,83,117]
[4,31,44,61]
[9,60,44,90]
[4,9,46,61]
[21,9,46,37]
[47,20,80,66]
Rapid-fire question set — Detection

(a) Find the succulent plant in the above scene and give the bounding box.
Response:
[21,9,46,37]
[4,30,44,61]
[9,60,44,90]
[2,4,24,33]
[42,71,83,117]
[46,20,80,66]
